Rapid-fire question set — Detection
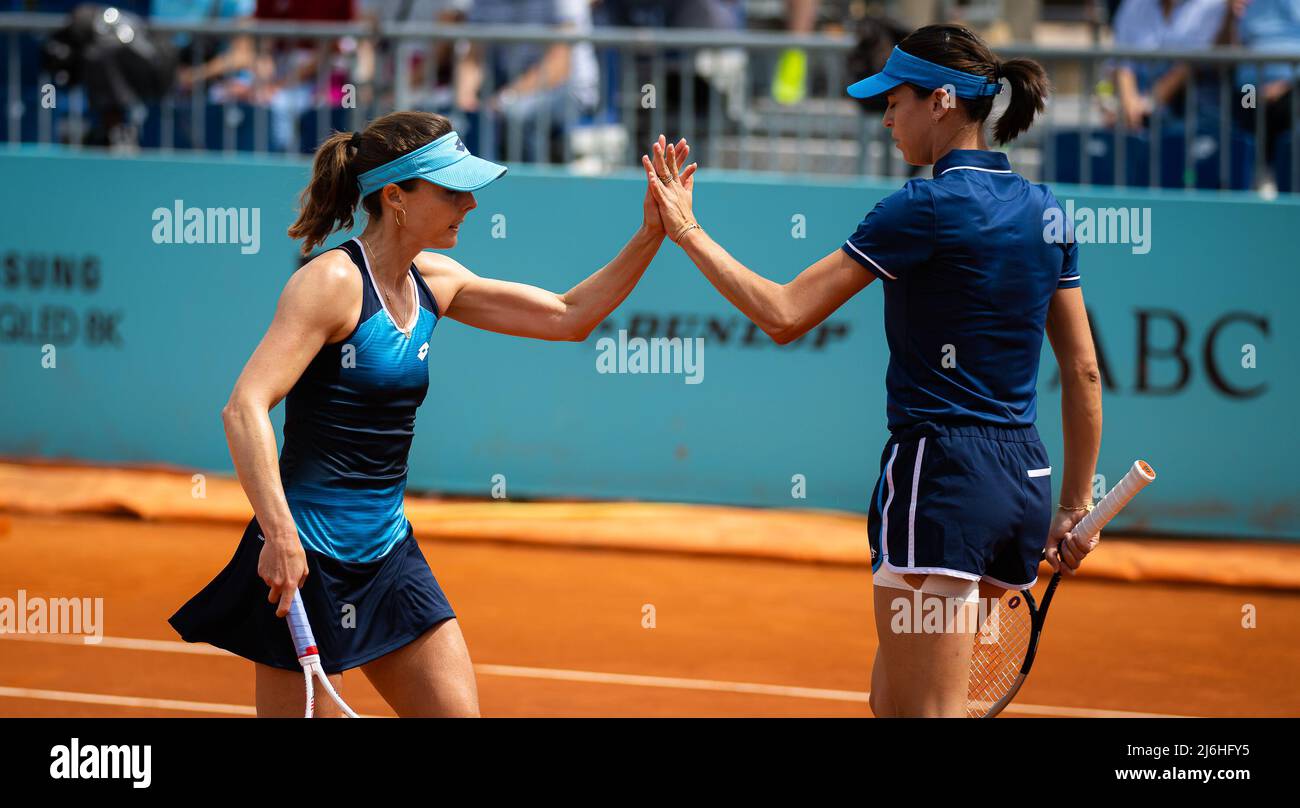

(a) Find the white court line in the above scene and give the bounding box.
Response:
[4,634,230,655]
[0,686,256,716]
[0,633,1191,718]
[473,666,1188,718]
[474,664,872,703]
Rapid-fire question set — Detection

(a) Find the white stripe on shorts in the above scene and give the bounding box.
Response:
[907,437,926,567]
[880,443,899,565]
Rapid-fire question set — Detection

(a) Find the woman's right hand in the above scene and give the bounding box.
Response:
[1046,508,1099,575]
[643,134,698,242]
[642,137,692,238]
[258,530,309,618]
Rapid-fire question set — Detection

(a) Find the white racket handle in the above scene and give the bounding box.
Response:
[1073,460,1156,541]
[287,590,319,663]
[289,592,358,717]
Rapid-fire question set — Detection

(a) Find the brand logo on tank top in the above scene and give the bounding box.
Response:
[418,342,429,361]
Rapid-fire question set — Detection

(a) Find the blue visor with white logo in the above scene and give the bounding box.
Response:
[846,46,1002,100]
[357,131,507,197]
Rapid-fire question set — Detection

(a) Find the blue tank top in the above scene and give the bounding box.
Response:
[278,238,440,562]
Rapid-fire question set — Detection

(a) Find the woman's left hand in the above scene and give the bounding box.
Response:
[643,136,693,237]
[642,135,697,240]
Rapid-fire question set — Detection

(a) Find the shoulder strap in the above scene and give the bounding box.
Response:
[409,262,441,318]
[336,238,384,313]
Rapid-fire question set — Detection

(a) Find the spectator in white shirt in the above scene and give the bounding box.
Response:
[1111,0,1229,130]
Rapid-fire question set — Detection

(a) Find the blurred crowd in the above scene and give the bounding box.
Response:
[5,0,844,154]
[2,0,1298,186]
[1108,2,1298,130]
[1090,0,1299,189]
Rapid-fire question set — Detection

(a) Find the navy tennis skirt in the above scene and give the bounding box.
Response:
[169,518,456,674]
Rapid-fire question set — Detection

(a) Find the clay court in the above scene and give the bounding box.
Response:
[2,0,1300,731]
[2,464,1298,718]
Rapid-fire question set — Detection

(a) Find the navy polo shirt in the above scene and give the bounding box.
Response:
[841,149,1080,431]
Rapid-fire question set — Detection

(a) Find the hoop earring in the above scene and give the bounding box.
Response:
[396,210,406,228]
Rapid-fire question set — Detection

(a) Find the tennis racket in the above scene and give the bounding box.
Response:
[966,459,1157,718]
[287,590,359,718]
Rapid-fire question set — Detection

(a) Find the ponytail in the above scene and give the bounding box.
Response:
[897,24,1051,146]
[992,57,1049,146]
[288,131,360,256]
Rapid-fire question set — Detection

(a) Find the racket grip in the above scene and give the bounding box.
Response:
[286,590,319,662]
[1072,460,1156,542]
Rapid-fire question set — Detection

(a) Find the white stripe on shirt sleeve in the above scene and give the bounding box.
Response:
[843,241,898,280]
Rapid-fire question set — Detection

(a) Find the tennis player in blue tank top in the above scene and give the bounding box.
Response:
[644,25,1105,717]
[170,111,694,716]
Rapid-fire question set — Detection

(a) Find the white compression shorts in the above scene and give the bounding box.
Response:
[873,564,980,604]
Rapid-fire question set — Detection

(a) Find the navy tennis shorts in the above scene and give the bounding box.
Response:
[867,421,1053,590]
[169,518,455,674]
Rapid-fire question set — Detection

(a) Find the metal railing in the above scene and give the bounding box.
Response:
[2,11,1298,193]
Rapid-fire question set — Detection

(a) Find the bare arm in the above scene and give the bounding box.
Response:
[424,140,691,340]
[787,0,818,33]
[429,226,662,341]
[1114,66,1147,130]
[645,137,873,343]
[1044,286,1103,573]
[220,254,358,615]
[499,43,572,97]
[677,233,873,344]
[456,42,485,112]
[196,34,255,82]
[1151,63,1191,108]
[1216,0,1247,46]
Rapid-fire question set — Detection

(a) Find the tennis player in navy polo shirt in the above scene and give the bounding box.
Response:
[645,24,1105,717]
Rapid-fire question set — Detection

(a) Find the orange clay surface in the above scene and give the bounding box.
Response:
[2,512,1298,718]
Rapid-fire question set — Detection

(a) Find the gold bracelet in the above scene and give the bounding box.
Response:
[1058,502,1094,512]
[675,222,700,241]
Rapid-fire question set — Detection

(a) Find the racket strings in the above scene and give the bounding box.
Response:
[965,594,1032,718]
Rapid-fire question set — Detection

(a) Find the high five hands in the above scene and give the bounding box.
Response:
[642,135,699,243]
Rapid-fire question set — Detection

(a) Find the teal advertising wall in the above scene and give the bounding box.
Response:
[1,150,1296,538]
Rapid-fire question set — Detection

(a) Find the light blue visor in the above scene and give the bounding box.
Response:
[357,131,507,197]
[847,46,1002,100]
